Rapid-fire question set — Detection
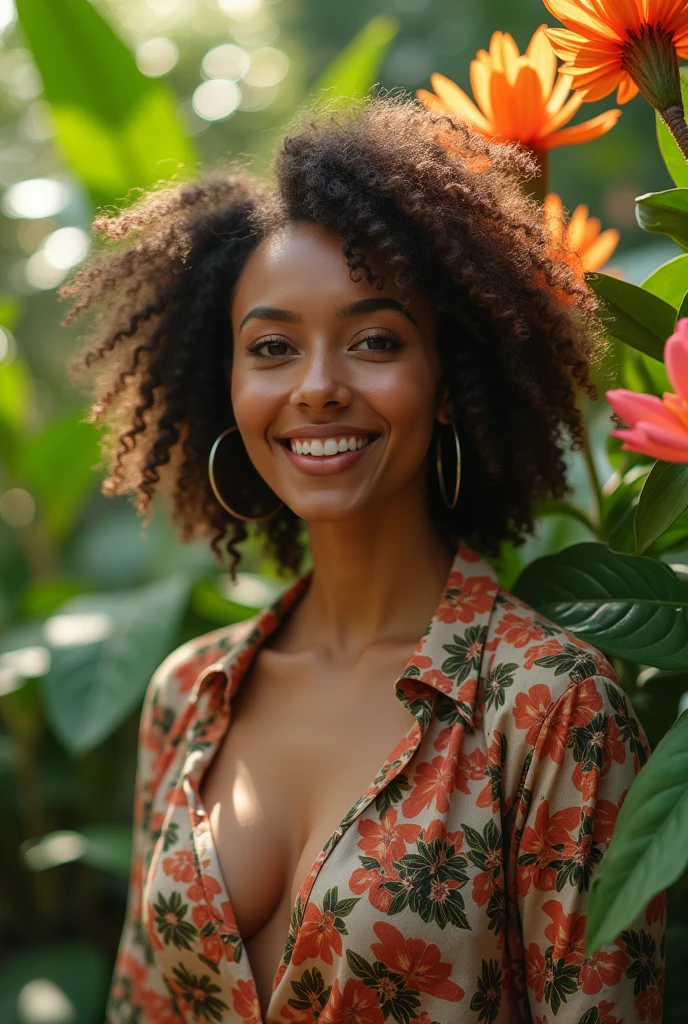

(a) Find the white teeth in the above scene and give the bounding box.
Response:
[289,435,372,456]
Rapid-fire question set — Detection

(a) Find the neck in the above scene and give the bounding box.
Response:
[296,481,455,663]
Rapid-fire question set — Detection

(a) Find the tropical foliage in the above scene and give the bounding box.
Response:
[1,0,688,1020]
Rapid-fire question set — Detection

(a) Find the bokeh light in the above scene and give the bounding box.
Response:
[218,0,262,22]
[2,178,69,219]
[201,43,250,81]
[135,36,179,77]
[0,488,36,529]
[243,46,289,88]
[192,78,241,120]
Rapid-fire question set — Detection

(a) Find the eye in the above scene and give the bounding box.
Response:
[351,332,403,354]
[247,337,296,358]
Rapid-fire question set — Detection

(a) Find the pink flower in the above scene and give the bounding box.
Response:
[606,318,688,462]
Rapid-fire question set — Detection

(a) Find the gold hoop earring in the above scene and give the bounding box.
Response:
[436,420,461,509]
[208,426,283,523]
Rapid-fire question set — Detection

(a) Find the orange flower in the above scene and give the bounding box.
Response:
[544,0,688,106]
[543,192,620,274]
[416,25,621,153]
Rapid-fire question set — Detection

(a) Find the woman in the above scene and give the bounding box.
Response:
[65,94,664,1023]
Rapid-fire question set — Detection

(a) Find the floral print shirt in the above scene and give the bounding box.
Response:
[107,541,665,1024]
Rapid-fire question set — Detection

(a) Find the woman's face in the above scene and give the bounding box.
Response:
[229,221,450,523]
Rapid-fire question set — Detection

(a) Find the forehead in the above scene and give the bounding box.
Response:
[230,221,429,320]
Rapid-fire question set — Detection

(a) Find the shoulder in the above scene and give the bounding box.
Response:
[479,585,636,752]
[141,615,259,734]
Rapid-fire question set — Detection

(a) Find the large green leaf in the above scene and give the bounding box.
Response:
[641,252,688,308]
[636,188,688,251]
[16,0,196,208]
[656,68,688,188]
[42,574,190,754]
[634,462,688,555]
[512,542,688,670]
[309,16,399,103]
[0,942,109,1024]
[586,710,688,953]
[20,411,101,541]
[22,824,132,877]
[588,273,674,361]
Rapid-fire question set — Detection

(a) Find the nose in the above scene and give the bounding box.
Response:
[289,345,351,411]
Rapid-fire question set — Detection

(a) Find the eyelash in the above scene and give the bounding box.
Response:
[246,332,404,359]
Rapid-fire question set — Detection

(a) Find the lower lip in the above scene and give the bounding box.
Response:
[279,438,379,476]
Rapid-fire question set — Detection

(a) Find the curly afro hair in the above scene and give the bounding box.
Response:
[64,90,610,579]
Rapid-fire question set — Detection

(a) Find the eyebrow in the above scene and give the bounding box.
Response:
[238,296,417,331]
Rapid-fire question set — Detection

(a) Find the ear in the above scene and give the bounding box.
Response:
[435,384,454,426]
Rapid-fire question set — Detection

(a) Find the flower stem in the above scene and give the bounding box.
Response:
[579,406,604,537]
[661,104,688,160]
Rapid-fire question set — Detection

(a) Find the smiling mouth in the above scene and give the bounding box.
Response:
[279,434,375,457]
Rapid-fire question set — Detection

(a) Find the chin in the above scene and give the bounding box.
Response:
[285,495,370,523]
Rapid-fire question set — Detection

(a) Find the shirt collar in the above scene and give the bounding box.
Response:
[195,541,500,722]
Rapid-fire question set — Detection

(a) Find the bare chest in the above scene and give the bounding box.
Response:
[199,648,415,1016]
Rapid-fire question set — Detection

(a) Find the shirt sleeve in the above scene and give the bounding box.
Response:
[510,671,666,1024]
[105,655,186,1024]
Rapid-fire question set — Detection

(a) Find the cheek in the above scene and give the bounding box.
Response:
[368,362,439,447]
[230,365,282,440]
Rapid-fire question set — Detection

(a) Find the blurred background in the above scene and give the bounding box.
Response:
[0,0,682,1021]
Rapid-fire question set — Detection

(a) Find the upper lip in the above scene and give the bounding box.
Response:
[276,425,381,440]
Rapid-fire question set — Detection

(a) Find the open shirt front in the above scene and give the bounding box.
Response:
[107,541,665,1024]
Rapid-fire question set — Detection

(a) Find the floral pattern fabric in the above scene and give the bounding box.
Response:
[107,541,665,1024]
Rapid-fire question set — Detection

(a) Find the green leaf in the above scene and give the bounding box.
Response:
[0,294,20,331]
[636,188,688,251]
[0,941,109,1024]
[641,253,688,307]
[22,825,132,877]
[656,68,688,187]
[677,289,688,322]
[16,0,196,208]
[635,462,688,555]
[586,710,688,953]
[309,15,399,103]
[20,411,101,541]
[588,272,674,360]
[42,574,191,754]
[512,542,688,670]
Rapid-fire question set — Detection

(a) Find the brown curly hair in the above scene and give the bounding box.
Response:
[63,90,609,578]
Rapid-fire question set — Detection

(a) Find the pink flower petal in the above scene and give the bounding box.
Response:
[664,323,688,401]
[610,428,688,463]
[605,388,682,430]
[639,419,688,451]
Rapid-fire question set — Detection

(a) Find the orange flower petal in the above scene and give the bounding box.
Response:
[545,107,622,147]
[543,91,584,133]
[526,24,558,96]
[616,76,640,103]
[568,203,590,248]
[646,0,688,31]
[511,64,546,142]
[469,58,494,121]
[545,72,577,116]
[582,228,620,270]
[588,0,643,36]
[488,69,520,139]
[542,0,624,41]
[428,73,491,130]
